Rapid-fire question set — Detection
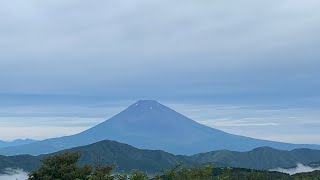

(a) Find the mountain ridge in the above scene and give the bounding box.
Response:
[0,100,319,155]
[0,138,37,148]
[1,140,320,173]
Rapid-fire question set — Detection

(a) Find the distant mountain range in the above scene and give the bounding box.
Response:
[0,100,319,155]
[1,140,320,173]
[190,147,320,170]
[0,138,37,148]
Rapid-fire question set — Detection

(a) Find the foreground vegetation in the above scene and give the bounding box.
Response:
[28,152,320,180]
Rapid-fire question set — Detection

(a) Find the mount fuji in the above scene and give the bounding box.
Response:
[0,100,319,155]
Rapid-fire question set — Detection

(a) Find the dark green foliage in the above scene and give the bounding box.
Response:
[162,164,213,180]
[27,152,320,180]
[28,152,119,180]
[0,154,41,173]
[115,171,128,180]
[159,165,293,180]
[191,146,320,170]
[215,168,291,180]
[35,142,320,171]
[3,140,191,174]
[89,165,114,180]
[28,152,92,180]
[65,140,191,173]
[129,170,148,180]
[292,170,320,180]
[2,140,320,176]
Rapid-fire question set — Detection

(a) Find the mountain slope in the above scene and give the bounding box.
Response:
[1,140,320,173]
[0,100,319,155]
[191,147,320,170]
[0,138,37,148]
[0,154,41,173]
[0,140,191,173]
[61,140,192,172]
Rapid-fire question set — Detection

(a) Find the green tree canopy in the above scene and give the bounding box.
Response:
[28,152,92,180]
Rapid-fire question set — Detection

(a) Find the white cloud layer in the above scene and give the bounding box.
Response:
[0,125,90,141]
[271,163,320,175]
[0,168,28,180]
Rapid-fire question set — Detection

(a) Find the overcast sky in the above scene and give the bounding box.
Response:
[0,0,320,143]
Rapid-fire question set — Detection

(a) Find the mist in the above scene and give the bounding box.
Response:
[0,168,28,180]
[271,163,320,175]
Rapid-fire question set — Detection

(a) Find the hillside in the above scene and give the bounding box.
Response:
[59,140,192,172]
[1,140,320,173]
[191,147,320,170]
[0,154,40,173]
[0,140,191,173]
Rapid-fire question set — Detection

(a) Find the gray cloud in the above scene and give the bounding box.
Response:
[0,0,319,100]
[0,1,320,143]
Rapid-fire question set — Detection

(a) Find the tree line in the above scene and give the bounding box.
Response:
[28,152,320,180]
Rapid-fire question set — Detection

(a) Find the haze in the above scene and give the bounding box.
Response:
[0,0,319,144]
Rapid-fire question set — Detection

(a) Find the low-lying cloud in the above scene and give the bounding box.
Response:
[271,163,320,175]
[0,168,28,180]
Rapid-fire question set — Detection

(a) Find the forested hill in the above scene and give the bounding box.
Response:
[190,147,320,170]
[1,140,320,173]
[0,140,191,173]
